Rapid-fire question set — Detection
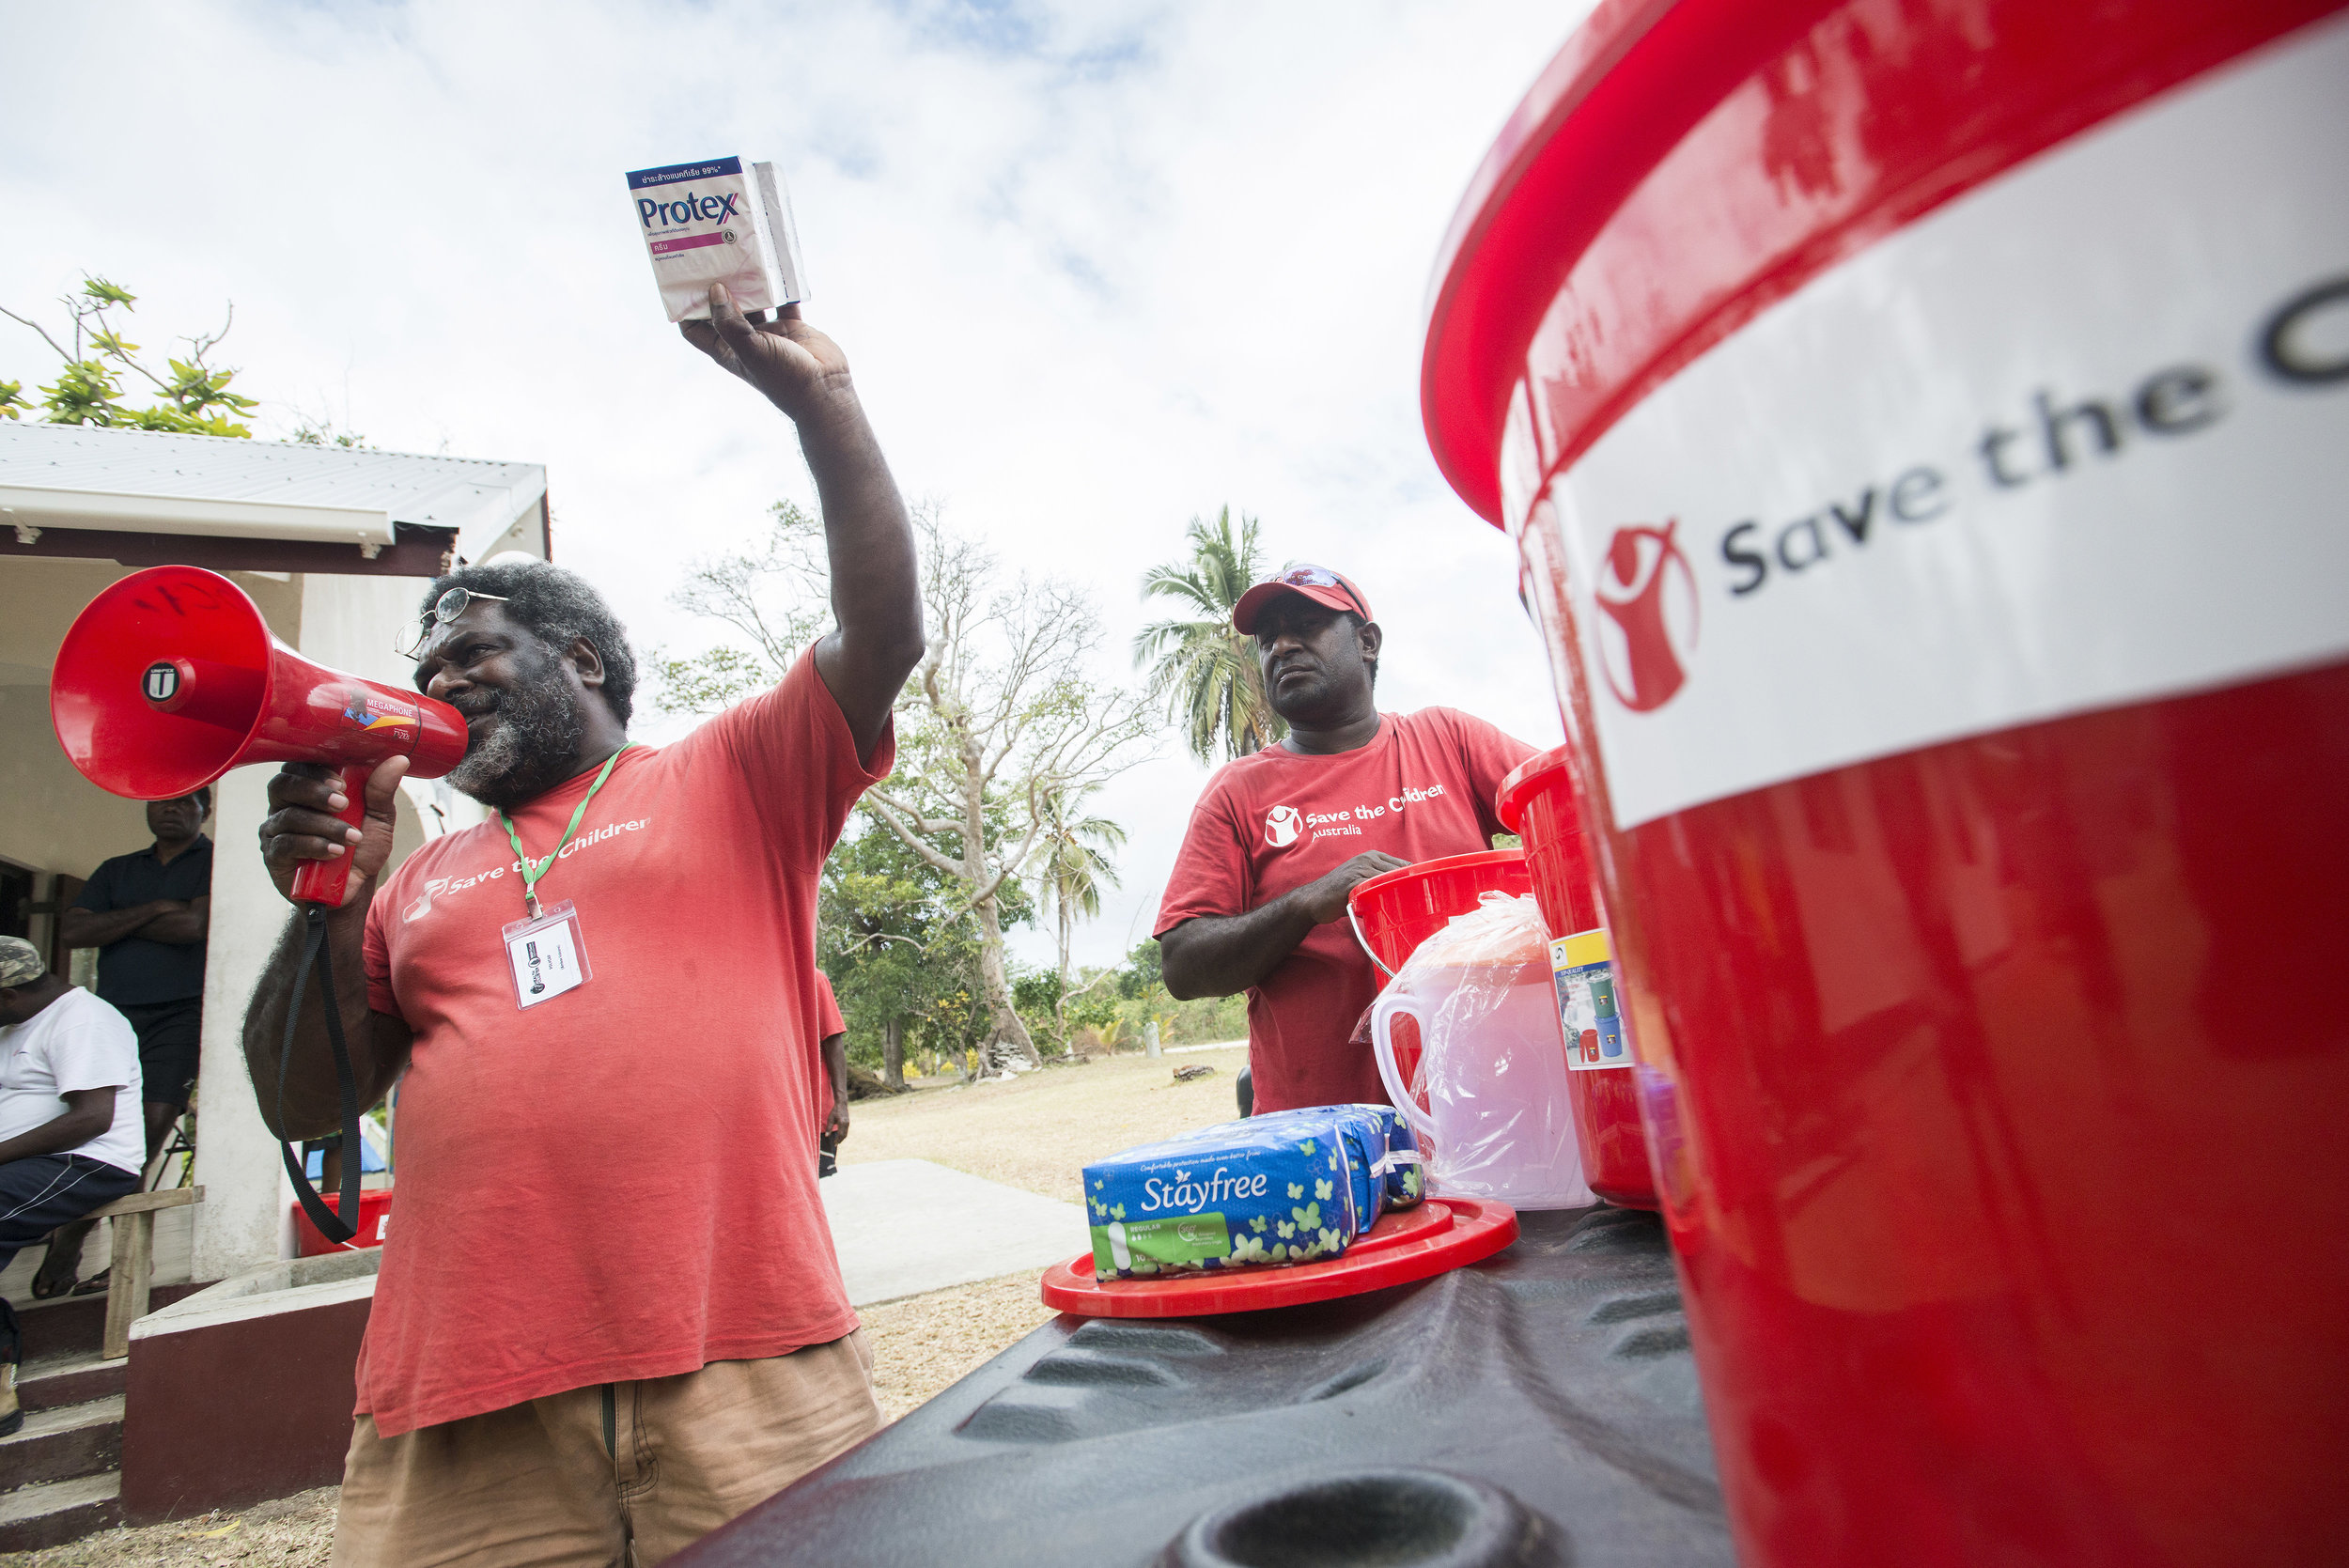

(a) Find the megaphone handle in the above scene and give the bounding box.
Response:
[289,763,374,907]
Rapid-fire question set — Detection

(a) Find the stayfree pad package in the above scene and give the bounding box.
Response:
[1082,1105,1420,1281]
[625,157,806,322]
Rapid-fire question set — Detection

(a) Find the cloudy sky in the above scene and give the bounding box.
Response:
[2,0,1588,969]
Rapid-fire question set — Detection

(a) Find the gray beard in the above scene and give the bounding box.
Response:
[444,664,588,813]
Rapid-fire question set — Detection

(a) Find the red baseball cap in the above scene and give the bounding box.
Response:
[1231,565,1375,635]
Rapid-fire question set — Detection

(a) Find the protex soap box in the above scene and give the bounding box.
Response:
[625,157,804,323]
[1081,1106,1415,1281]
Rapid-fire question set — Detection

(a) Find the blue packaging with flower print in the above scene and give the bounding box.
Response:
[1081,1105,1419,1281]
[1345,1103,1425,1211]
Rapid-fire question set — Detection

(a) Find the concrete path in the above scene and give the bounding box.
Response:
[821,1159,1086,1307]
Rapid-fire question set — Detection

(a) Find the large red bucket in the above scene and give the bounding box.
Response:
[1497,747,1658,1208]
[1348,849,1533,1100]
[1424,0,2349,1563]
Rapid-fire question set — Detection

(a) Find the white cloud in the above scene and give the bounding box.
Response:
[1,0,1590,969]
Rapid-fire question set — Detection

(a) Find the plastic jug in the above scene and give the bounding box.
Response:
[1370,897,1593,1210]
[1348,849,1532,1100]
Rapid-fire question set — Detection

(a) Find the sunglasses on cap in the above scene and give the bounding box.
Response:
[397,586,511,660]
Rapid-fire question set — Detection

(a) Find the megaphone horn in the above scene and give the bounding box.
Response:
[51,566,470,907]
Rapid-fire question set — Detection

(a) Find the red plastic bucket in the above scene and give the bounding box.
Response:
[1348,848,1533,1099]
[1498,747,1657,1208]
[293,1188,395,1257]
[1347,848,1532,976]
[1425,1,2349,1562]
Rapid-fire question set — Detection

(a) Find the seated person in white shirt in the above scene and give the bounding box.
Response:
[0,937,146,1436]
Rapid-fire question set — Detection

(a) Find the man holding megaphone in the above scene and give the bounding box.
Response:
[240,285,924,1566]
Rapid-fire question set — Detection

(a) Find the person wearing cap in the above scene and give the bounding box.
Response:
[1156,567,1536,1113]
[0,938,148,1436]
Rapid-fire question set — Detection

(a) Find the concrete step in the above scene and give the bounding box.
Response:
[17,1348,127,1415]
[0,1471,123,1554]
[0,1394,124,1488]
[8,1282,205,1362]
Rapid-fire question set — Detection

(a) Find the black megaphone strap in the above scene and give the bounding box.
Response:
[277,905,365,1246]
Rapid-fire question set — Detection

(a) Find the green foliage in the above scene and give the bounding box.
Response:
[666,503,1148,1074]
[818,786,1037,1071]
[290,420,373,448]
[2,277,260,436]
[1133,505,1284,765]
[1012,970,1061,1015]
[655,501,832,717]
[1116,939,1163,1000]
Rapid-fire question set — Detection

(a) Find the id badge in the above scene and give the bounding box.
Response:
[503,900,591,1009]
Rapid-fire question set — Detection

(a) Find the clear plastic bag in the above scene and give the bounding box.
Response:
[1371,893,1594,1210]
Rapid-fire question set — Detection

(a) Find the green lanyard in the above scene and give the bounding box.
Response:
[500,745,630,919]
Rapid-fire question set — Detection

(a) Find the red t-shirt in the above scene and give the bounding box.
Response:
[813,970,847,1135]
[1155,709,1534,1114]
[359,649,889,1436]
[814,970,845,1039]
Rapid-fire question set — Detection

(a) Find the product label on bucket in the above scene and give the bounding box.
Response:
[1538,19,2349,830]
[1552,928,1629,1070]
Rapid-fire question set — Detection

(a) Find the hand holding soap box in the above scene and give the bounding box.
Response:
[1081,1105,1420,1281]
[626,157,805,323]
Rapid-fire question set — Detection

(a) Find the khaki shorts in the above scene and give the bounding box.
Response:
[334,1332,881,1567]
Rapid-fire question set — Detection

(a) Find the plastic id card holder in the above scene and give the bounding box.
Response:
[503,900,591,1009]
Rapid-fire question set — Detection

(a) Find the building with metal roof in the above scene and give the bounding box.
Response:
[2,421,542,1336]
[0,422,549,574]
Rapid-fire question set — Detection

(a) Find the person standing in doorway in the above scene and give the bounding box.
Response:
[34,789,210,1296]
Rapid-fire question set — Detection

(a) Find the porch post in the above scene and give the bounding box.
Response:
[190,765,299,1280]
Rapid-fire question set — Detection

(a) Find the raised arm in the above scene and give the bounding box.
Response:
[1159,851,1409,999]
[681,284,924,764]
[241,758,415,1139]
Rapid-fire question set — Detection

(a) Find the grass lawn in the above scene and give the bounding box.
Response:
[839,1045,1251,1203]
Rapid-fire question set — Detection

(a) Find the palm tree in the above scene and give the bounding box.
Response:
[1030,786,1128,1051]
[1133,506,1285,766]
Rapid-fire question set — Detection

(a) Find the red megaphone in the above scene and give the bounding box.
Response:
[50,566,469,906]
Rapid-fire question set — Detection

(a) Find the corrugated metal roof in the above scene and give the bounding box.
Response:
[0,423,546,556]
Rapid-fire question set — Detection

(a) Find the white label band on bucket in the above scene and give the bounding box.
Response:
[1545,18,2349,831]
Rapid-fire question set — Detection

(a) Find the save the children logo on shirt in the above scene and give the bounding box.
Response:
[399,815,657,922]
[1263,786,1453,850]
[1592,521,1698,714]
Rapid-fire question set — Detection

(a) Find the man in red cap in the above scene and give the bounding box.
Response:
[1156,566,1535,1113]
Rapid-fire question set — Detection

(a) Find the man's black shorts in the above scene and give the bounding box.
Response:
[120,997,203,1110]
[0,1153,141,1274]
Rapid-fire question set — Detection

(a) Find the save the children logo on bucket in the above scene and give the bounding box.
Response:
[1264,805,1302,847]
[1593,522,1698,713]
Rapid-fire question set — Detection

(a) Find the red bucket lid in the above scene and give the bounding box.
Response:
[1040,1198,1520,1319]
[1495,744,1578,835]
